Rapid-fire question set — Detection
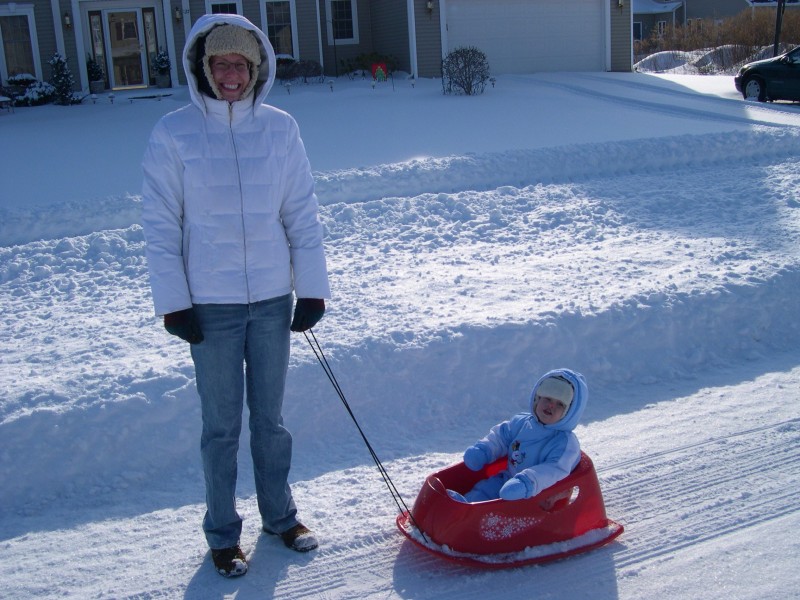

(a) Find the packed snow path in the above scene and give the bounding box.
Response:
[2,73,800,598]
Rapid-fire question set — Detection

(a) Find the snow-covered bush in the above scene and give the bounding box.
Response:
[49,53,80,105]
[87,56,104,81]
[18,81,57,106]
[6,73,37,89]
[153,50,170,75]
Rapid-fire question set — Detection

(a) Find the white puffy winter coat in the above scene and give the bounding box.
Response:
[141,13,330,316]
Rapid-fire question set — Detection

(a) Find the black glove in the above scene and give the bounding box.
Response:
[163,308,204,344]
[290,298,325,332]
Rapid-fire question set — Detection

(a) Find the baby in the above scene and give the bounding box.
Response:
[449,368,587,502]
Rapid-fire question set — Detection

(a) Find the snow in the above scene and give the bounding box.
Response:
[2,70,800,599]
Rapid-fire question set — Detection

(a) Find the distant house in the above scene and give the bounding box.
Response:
[632,0,795,42]
[633,0,684,42]
[0,0,633,94]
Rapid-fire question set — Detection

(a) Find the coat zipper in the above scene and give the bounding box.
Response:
[229,102,251,303]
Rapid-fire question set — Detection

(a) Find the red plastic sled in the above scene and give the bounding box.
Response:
[397,451,623,568]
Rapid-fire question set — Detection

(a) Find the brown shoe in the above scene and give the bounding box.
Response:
[211,545,248,577]
[266,523,318,552]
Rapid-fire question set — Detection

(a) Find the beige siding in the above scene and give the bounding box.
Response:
[610,1,632,71]
[317,0,374,77]
[36,0,60,80]
[370,0,410,72]
[294,0,321,65]
[414,0,441,77]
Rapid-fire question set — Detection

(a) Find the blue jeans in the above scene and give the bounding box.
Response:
[191,294,298,549]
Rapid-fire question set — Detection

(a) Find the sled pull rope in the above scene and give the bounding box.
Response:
[303,330,428,542]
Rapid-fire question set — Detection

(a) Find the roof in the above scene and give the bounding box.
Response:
[633,0,683,14]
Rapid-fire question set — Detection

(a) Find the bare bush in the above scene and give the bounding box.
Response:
[275,58,323,84]
[441,46,490,96]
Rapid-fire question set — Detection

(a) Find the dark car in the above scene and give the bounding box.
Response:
[734,45,800,102]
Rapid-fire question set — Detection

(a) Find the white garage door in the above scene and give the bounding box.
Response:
[445,0,606,74]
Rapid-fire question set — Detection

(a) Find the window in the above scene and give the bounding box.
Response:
[657,20,667,37]
[265,1,294,57]
[633,21,642,41]
[0,10,36,79]
[209,2,240,14]
[326,0,358,45]
[687,19,703,31]
[115,20,139,41]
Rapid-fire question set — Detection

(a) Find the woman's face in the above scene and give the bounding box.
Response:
[209,53,251,102]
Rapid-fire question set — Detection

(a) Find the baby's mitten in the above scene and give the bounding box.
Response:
[463,445,489,471]
[499,475,533,501]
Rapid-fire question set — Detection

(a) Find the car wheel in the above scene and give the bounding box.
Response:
[743,77,766,102]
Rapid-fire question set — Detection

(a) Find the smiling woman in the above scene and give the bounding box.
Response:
[141,13,330,580]
[200,24,261,102]
[209,53,251,102]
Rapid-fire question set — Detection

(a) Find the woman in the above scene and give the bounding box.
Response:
[141,13,330,578]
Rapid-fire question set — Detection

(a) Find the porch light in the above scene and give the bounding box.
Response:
[426,0,434,12]
[63,11,72,28]
[174,6,182,22]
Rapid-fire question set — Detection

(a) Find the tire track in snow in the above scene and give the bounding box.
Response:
[524,72,800,130]
[269,419,800,598]
[599,418,800,569]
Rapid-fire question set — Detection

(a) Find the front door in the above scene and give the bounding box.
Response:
[105,10,146,89]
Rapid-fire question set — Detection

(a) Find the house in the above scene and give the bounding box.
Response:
[0,0,633,95]
[632,0,767,42]
[633,0,684,41]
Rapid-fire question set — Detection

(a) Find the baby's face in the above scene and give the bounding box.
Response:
[534,395,568,425]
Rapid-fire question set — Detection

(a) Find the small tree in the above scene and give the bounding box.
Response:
[154,50,171,75]
[87,55,104,81]
[49,53,77,105]
[441,46,490,96]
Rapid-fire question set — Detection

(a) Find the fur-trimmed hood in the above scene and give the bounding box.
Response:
[182,13,276,113]
[528,368,588,432]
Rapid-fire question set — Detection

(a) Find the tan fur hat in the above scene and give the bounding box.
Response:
[202,24,261,101]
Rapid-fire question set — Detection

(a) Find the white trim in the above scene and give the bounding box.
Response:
[179,0,190,46]
[260,0,299,59]
[315,0,324,69]
[407,0,418,79]
[49,0,66,56]
[205,0,244,15]
[68,0,88,88]
[325,0,359,46]
[439,0,448,62]
[161,0,177,83]
[74,1,171,90]
[630,1,634,67]
[605,0,611,71]
[0,2,43,80]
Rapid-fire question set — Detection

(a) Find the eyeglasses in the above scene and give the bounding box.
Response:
[210,59,250,74]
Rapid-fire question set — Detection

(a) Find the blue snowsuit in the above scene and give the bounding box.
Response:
[464,368,588,502]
